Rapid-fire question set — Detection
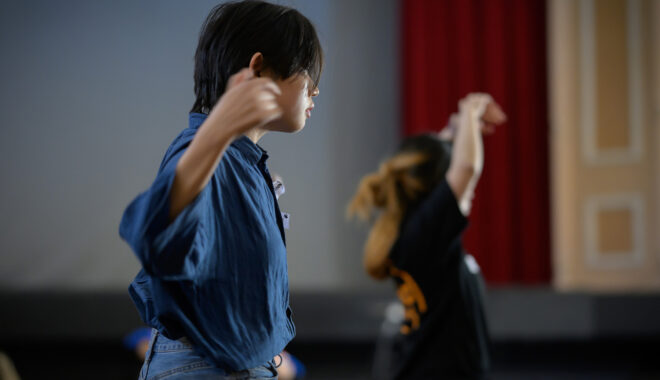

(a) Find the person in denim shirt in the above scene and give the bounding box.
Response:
[119,1,322,378]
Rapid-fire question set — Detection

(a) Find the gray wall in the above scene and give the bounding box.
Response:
[0,0,398,292]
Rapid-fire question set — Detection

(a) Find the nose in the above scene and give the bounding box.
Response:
[311,87,320,97]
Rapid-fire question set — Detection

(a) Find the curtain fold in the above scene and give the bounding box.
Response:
[401,0,551,284]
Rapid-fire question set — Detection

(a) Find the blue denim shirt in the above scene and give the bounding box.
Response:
[120,113,295,372]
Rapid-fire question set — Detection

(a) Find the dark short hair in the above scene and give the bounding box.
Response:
[399,134,453,191]
[191,0,324,113]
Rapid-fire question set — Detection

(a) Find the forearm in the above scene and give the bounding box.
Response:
[446,108,484,214]
[167,68,283,221]
[454,109,483,171]
[169,117,235,221]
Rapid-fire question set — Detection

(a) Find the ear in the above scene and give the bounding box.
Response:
[248,52,264,77]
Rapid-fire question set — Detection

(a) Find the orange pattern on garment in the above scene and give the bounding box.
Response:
[389,265,427,335]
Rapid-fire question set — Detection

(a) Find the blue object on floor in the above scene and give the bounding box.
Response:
[123,327,152,350]
[288,352,307,379]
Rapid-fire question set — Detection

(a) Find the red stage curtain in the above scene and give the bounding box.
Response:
[402,0,551,284]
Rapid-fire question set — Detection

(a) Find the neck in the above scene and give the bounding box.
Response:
[243,128,267,144]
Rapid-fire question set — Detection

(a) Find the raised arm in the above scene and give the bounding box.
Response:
[169,68,282,220]
[119,68,282,279]
[445,93,506,215]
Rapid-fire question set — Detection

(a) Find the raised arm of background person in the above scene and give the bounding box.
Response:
[445,94,491,216]
[169,68,282,220]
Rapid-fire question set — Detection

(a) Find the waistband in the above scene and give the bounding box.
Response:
[150,328,194,352]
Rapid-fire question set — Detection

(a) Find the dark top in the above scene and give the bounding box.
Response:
[120,113,295,372]
[387,179,490,379]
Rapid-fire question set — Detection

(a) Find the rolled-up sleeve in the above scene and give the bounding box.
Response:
[119,140,211,281]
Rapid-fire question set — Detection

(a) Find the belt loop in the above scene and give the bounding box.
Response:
[273,353,283,368]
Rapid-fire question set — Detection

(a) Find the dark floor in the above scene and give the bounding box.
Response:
[3,289,660,380]
[2,339,660,380]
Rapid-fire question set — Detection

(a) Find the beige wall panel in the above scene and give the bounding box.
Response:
[549,0,581,289]
[595,0,630,150]
[650,0,660,261]
[598,208,633,253]
[644,0,659,273]
[550,0,659,291]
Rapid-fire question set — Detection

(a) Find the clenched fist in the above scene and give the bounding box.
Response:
[206,68,284,137]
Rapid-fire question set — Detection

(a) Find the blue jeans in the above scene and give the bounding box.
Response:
[138,329,279,380]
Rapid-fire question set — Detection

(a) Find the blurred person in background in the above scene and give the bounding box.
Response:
[119,1,322,379]
[349,93,506,379]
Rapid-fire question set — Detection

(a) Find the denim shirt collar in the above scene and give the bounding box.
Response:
[189,113,267,165]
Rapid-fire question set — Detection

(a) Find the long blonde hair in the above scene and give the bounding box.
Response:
[347,152,430,279]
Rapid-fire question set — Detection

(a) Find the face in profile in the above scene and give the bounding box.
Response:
[268,72,319,133]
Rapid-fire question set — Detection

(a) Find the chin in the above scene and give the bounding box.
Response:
[276,124,304,134]
[289,122,306,133]
[268,117,305,133]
